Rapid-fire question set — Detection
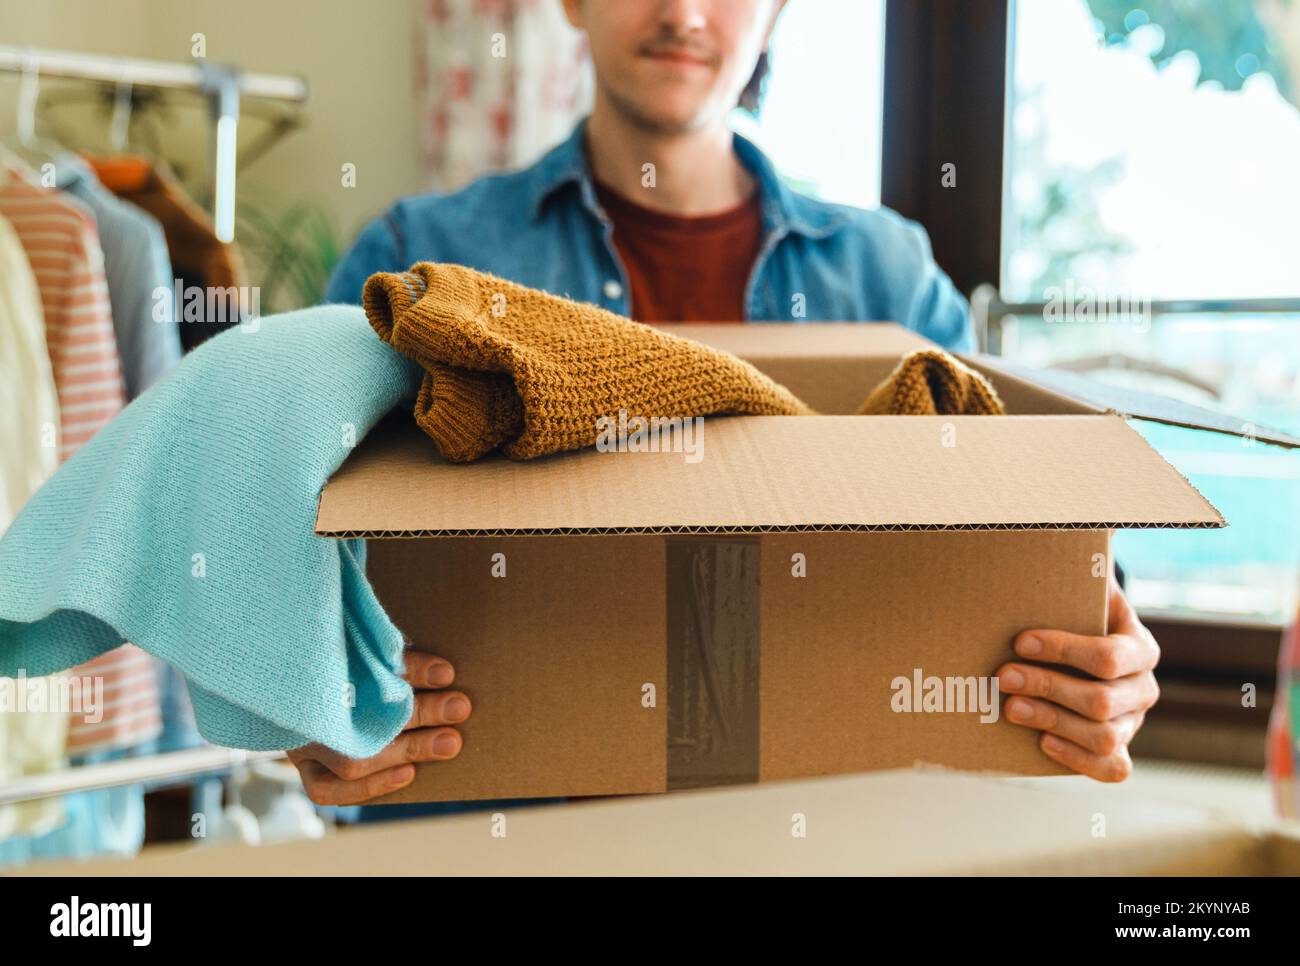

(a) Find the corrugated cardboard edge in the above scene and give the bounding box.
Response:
[958,360,1230,532]
[1107,417,1227,529]
[317,520,1224,538]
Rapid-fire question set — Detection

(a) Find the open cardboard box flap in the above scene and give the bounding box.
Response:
[316,323,1235,538]
[663,323,1300,447]
[316,413,1224,537]
[968,354,1300,449]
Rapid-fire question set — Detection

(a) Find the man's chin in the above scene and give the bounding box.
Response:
[621,101,719,136]
[598,81,725,136]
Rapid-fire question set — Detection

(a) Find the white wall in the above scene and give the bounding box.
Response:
[0,0,425,240]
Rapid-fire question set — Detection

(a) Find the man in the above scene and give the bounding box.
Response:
[295,0,1159,805]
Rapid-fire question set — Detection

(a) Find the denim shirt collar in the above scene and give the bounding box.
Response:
[526,118,849,240]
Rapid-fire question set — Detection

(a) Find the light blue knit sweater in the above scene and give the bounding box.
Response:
[0,306,425,758]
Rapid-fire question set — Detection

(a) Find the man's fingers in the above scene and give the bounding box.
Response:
[405,689,472,730]
[403,651,455,688]
[297,758,418,807]
[1013,628,1157,680]
[310,725,464,782]
[1038,731,1134,783]
[1004,697,1146,756]
[286,687,468,805]
[1107,575,1153,641]
[398,725,463,762]
[998,663,1158,720]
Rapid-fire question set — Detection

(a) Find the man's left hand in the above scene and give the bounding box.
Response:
[996,576,1160,782]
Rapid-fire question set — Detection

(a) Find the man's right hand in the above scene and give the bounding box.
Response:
[286,651,471,806]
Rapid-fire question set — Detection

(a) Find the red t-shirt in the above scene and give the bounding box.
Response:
[593,180,764,324]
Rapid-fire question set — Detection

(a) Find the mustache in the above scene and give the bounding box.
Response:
[638,34,720,66]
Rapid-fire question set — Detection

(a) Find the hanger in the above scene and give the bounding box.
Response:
[75,71,159,193]
[3,52,66,171]
[85,73,157,184]
[109,77,133,153]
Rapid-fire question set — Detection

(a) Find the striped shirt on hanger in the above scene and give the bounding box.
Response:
[0,175,124,459]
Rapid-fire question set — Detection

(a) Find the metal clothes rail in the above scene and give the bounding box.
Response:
[0,748,287,806]
[0,44,309,242]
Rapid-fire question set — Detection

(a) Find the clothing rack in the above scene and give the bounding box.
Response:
[0,46,310,818]
[0,45,309,242]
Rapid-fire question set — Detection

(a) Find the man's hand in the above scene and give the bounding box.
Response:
[287,651,471,806]
[997,576,1159,782]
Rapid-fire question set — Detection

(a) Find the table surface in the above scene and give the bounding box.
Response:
[21,759,1286,876]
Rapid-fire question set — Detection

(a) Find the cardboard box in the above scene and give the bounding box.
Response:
[313,324,1278,804]
[24,767,1300,875]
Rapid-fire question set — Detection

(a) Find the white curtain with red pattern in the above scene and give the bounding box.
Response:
[416,0,593,190]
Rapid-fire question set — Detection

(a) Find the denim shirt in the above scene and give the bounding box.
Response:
[325,119,973,351]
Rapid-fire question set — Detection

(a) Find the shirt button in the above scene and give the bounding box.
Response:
[603,279,623,300]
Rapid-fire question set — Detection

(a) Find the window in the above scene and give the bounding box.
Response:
[1001,0,1300,622]
[1001,310,1300,622]
[731,0,885,209]
[1003,0,1300,302]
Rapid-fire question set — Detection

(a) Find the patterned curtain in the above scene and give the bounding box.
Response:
[416,0,594,190]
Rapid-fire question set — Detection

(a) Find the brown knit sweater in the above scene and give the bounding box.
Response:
[857,349,1004,416]
[363,262,814,462]
[363,262,1003,462]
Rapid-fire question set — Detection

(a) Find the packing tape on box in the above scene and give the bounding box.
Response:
[666,538,761,790]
